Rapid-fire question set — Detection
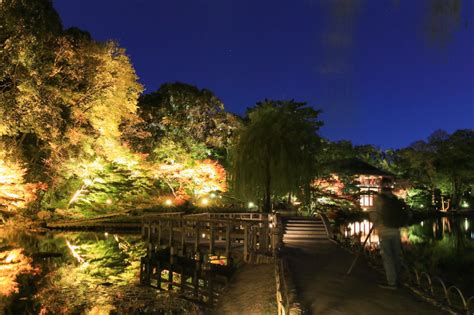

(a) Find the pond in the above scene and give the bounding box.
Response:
[0,229,203,314]
[338,215,474,296]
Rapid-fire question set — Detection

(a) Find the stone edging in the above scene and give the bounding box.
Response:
[275,256,306,315]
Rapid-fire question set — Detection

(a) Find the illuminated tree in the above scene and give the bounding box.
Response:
[138,82,240,154]
[1,0,144,214]
[0,145,47,212]
[396,129,474,210]
[0,0,64,140]
[232,100,323,212]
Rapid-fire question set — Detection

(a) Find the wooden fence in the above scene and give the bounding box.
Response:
[141,212,278,264]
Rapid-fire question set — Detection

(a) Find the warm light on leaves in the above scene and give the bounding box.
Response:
[66,240,88,266]
[0,248,39,296]
[153,159,227,202]
[0,157,47,211]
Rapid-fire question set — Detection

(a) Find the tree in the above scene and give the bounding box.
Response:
[1,0,148,213]
[232,100,323,212]
[0,0,64,141]
[396,129,474,210]
[138,82,240,155]
[433,129,474,209]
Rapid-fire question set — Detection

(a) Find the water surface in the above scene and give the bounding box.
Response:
[0,229,201,314]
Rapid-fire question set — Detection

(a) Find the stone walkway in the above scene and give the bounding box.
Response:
[213,263,277,315]
[284,240,448,315]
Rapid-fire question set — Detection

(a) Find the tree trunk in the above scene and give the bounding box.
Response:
[263,160,271,213]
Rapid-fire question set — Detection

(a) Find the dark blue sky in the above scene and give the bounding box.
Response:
[53,0,473,149]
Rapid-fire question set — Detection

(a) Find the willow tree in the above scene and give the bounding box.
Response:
[232,100,323,212]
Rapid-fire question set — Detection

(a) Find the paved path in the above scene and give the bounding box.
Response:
[283,240,447,315]
[213,263,277,315]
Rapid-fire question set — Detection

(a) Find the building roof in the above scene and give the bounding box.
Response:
[327,158,394,177]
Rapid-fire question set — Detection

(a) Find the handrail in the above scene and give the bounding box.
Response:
[315,211,333,239]
[144,214,270,226]
[141,212,276,264]
[335,230,473,314]
[354,241,474,314]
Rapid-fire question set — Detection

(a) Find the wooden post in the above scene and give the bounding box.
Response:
[209,223,215,255]
[252,226,258,251]
[271,224,278,257]
[207,272,214,307]
[194,222,200,254]
[181,219,186,256]
[157,221,162,246]
[168,264,173,290]
[179,266,185,293]
[156,261,162,289]
[260,225,269,251]
[142,222,147,240]
[244,225,249,262]
[225,224,231,260]
[168,220,174,247]
[140,257,150,285]
[145,223,151,255]
[193,267,199,297]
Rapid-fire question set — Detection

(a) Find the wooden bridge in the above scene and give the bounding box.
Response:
[139,212,287,307]
[140,212,280,264]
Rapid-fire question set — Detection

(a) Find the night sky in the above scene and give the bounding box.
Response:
[53,0,473,149]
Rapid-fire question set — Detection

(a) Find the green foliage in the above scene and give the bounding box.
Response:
[406,187,432,209]
[70,162,152,212]
[397,129,474,209]
[405,224,474,294]
[317,140,401,177]
[232,100,323,212]
[138,82,241,154]
[0,0,63,140]
[0,0,146,215]
[152,138,210,165]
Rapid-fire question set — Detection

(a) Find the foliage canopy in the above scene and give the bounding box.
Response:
[232,100,323,212]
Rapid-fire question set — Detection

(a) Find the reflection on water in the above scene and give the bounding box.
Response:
[340,215,474,295]
[140,248,234,307]
[0,247,39,297]
[341,216,474,246]
[0,229,201,314]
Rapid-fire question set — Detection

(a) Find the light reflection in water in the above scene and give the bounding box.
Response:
[342,216,473,247]
[0,248,38,296]
[0,229,201,314]
[344,220,379,245]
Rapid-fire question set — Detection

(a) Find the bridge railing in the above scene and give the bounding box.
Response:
[141,212,279,263]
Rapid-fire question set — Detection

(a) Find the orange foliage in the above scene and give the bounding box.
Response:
[0,159,47,211]
[313,174,345,195]
[192,159,227,194]
[153,159,227,201]
[0,248,39,296]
